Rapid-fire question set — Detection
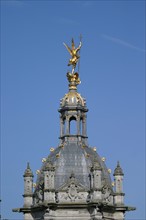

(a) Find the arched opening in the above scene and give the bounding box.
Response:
[69,117,77,135]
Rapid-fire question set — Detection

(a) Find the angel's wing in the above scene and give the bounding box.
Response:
[76,41,82,53]
[63,43,72,56]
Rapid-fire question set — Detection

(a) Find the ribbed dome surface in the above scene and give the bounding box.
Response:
[60,91,86,108]
[35,140,113,191]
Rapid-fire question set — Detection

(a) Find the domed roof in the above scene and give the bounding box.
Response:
[60,91,86,108]
[35,141,113,192]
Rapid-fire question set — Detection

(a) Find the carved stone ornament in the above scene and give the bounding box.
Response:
[57,173,88,203]
[69,183,77,199]
[102,184,112,204]
[34,183,44,204]
[68,183,82,201]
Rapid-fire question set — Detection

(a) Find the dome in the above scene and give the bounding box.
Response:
[33,66,113,205]
[60,91,86,108]
[34,142,113,192]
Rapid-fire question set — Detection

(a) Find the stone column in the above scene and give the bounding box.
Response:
[23,163,33,208]
[91,161,102,202]
[113,161,125,206]
[60,117,63,137]
[66,116,70,135]
[82,115,87,136]
[43,161,55,204]
[77,117,80,135]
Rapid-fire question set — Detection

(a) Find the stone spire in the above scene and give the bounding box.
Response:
[23,162,33,213]
[113,161,125,206]
[113,161,124,176]
[23,162,34,177]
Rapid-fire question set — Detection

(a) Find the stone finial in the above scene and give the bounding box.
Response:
[23,162,34,177]
[113,161,124,176]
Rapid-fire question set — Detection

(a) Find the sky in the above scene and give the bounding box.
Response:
[1,0,145,219]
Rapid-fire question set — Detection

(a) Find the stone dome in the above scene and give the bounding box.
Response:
[34,142,113,193]
[33,71,114,205]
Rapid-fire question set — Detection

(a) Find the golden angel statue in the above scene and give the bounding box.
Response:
[63,38,82,73]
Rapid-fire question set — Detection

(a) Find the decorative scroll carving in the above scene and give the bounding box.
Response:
[59,182,86,202]
[57,172,88,203]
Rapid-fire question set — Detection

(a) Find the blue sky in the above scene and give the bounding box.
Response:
[1,0,145,219]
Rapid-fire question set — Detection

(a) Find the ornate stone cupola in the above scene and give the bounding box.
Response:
[59,73,88,145]
[13,38,136,220]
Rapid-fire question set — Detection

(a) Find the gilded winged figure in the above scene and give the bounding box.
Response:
[64,38,82,72]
